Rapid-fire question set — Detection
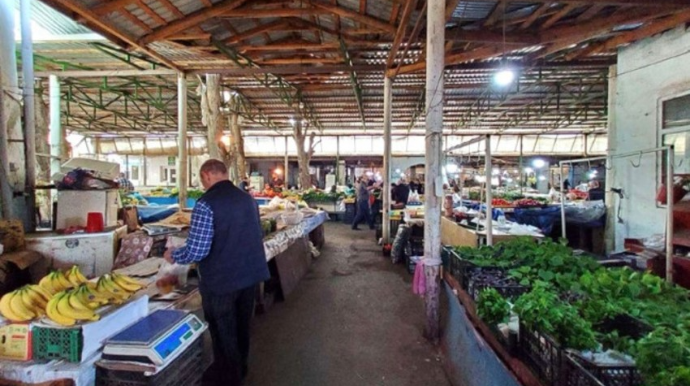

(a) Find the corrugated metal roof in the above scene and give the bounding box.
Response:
[22,0,92,35]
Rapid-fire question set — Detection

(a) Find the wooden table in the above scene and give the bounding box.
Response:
[441,217,542,248]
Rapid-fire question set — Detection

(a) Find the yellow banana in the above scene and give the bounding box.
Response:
[68,290,93,312]
[9,289,35,321]
[112,273,144,289]
[29,285,53,302]
[46,293,76,326]
[75,286,101,309]
[84,284,114,305]
[73,266,89,283]
[57,292,99,321]
[53,271,73,291]
[111,274,143,293]
[66,269,82,288]
[20,286,46,315]
[97,278,130,302]
[39,274,58,295]
[0,292,23,322]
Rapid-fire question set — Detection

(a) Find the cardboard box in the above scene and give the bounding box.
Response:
[0,323,32,361]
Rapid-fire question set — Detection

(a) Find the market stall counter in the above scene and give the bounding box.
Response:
[441,217,543,248]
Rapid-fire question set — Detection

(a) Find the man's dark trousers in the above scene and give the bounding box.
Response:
[202,285,257,386]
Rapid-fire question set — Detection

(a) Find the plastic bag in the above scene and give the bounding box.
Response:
[155,236,190,294]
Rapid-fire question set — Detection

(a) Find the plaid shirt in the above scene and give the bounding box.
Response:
[172,200,214,264]
[117,177,134,192]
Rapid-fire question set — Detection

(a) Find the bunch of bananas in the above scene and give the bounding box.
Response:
[0,285,52,322]
[43,273,144,326]
[38,266,88,295]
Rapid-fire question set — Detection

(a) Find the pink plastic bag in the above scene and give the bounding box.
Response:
[412,260,426,296]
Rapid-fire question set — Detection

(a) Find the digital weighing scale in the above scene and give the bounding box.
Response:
[102,309,206,368]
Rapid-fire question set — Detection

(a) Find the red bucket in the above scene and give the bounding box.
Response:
[85,212,104,233]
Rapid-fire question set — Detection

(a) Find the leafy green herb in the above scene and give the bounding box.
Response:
[477,288,511,327]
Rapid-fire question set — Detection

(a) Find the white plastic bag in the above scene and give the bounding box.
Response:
[155,260,190,294]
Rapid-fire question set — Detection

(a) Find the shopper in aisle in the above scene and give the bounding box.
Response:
[352,175,376,230]
[396,178,411,208]
[238,175,253,194]
[116,172,134,192]
[164,159,269,386]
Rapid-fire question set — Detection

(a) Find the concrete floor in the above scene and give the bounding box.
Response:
[247,222,451,386]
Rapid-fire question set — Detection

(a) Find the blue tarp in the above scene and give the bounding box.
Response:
[513,206,562,235]
[137,205,179,224]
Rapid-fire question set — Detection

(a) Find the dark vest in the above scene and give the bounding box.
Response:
[197,180,270,295]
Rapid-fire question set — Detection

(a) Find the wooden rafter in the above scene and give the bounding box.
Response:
[91,0,135,15]
[576,4,605,21]
[387,0,426,78]
[386,0,418,69]
[133,0,167,26]
[121,10,153,33]
[466,0,687,7]
[168,33,212,41]
[484,1,505,27]
[222,8,331,17]
[520,3,551,29]
[309,1,397,34]
[226,20,287,44]
[568,9,690,59]
[449,29,540,45]
[46,0,180,69]
[140,0,249,44]
[540,4,578,29]
[240,42,340,51]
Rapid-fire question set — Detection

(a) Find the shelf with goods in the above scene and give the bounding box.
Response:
[443,237,690,386]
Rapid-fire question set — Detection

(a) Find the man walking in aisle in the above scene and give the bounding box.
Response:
[352,175,377,230]
[165,159,269,386]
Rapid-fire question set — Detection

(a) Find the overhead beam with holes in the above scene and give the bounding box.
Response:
[339,39,366,129]
[456,0,688,7]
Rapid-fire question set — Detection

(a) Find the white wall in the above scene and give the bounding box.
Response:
[611,25,690,250]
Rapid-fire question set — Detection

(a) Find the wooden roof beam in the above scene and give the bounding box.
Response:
[449,29,540,45]
[239,42,340,51]
[222,8,331,17]
[309,1,397,34]
[460,0,687,7]
[568,9,690,59]
[521,3,550,29]
[576,4,605,22]
[140,0,249,44]
[167,33,212,41]
[225,20,287,44]
[386,0,418,69]
[92,0,135,15]
[484,0,506,27]
[47,0,180,70]
[133,0,167,26]
[540,4,579,29]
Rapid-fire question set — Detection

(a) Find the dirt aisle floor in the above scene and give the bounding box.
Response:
[247,222,451,386]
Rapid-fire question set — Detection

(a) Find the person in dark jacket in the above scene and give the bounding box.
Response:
[396,178,411,207]
[165,159,269,386]
[352,176,376,230]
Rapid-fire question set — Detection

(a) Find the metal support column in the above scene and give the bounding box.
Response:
[284,136,289,187]
[0,70,11,219]
[177,73,188,208]
[423,0,444,343]
[383,77,393,244]
[485,135,493,246]
[20,0,36,230]
[49,75,62,177]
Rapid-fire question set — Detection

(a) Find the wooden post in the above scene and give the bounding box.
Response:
[230,111,246,181]
[177,73,188,209]
[485,135,493,246]
[20,0,36,230]
[382,76,393,244]
[49,75,62,177]
[423,0,444,343]
[0,70,11,219]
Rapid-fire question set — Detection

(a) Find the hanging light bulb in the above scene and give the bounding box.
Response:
[494,68,515,86]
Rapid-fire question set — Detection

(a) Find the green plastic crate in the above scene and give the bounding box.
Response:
[32,326,83,363]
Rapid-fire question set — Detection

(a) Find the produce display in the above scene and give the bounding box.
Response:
[454,238,690,386]
[491,198,512,207]
[0,266,144,326]
[513,198,543,207]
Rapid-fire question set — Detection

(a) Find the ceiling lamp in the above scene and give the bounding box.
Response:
[494,68,515,86]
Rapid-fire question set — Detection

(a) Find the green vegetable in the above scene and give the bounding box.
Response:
[477,288,511,328]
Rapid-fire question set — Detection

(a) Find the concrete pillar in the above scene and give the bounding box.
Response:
[423,0,444,343]
[604,65,617,253]
[382,76,393,244]
[284,136,289,187]
[177,73,188,208]
[20,0,36,230]
[49,75,62,177]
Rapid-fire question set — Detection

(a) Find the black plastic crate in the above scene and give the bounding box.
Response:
[569,352,643,386]
[596,314,653,341]
[96,337,203,386]
[519,323,563,386]
[467,267,530,302]
[561,353,607,386]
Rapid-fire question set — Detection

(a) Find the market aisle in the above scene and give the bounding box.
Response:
[247,222,451,386]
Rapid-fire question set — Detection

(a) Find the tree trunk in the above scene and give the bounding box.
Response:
[199,74,235,180]
[34,87,51,225]
[230,112,246,181]
[293,120,314,190]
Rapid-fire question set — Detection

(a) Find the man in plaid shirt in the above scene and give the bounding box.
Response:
[165,160,269,386]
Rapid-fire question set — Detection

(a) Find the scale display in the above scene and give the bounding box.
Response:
[103,309,206,368]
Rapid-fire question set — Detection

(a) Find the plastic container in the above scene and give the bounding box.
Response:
[96,337,203,386]
[519,323,563,386]
[32,326,83,363]
[0,323,32,361]
[86,212,105,233]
